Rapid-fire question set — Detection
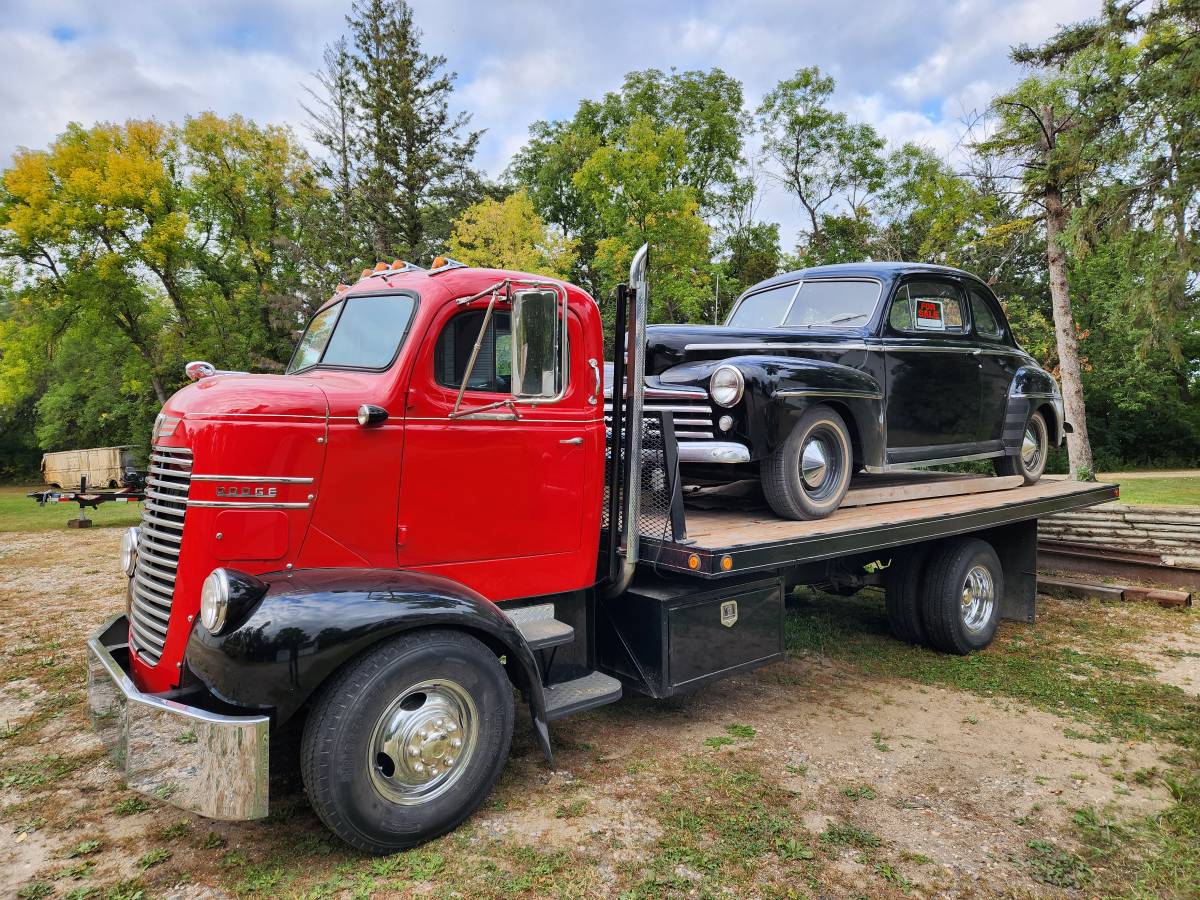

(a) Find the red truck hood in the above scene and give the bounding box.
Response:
[164,373,329,420]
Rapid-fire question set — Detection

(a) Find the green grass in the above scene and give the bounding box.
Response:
[788,589,1200,897]
[1110,476,1200,506]
[0,484,142,532]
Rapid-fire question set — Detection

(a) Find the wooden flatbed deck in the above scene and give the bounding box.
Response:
[639,475,1119,577]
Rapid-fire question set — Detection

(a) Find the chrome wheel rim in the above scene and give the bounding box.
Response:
[1021,427,1042,472]
[961,565,995,634]
[801,438,830,488]
[368,678,477,805]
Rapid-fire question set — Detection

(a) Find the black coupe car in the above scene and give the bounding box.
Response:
[618,262,1068,520]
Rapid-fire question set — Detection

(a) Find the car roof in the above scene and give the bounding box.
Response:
[748,261,981,293]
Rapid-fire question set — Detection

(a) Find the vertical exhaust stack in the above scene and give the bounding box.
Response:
[604,244,649,599]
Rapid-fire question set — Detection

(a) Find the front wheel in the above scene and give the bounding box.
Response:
[301,629,514,854]
[995,409,1048,485]
[761,405,853,520]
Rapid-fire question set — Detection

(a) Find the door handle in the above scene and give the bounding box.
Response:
[588,358,601,406]
[560,437,584,445]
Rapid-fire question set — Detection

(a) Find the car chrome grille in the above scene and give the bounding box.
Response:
[604,389,717,440]
[130,446,192,666]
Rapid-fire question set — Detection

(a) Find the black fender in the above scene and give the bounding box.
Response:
[1003,365,1065,450]
[731,356,884,465]
[184,567,553,765]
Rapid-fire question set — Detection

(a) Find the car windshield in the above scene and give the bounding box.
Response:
[729,278,881,329]
[287,293,417,374]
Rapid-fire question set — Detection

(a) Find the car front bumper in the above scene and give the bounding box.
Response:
[678,441,751,464]
[86,614,270,820]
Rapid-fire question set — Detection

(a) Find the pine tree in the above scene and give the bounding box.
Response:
[343,0,481,261]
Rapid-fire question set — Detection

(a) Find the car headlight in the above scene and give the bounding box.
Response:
[120,527,139,578]
[200,569,232,633]
[709,365,745,407]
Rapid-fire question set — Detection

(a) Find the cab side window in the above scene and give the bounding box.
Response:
[434,310,512,393]
[888,281,968,335]
[968,287,1006,342]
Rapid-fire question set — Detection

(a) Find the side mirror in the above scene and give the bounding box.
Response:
[511,289,565,400]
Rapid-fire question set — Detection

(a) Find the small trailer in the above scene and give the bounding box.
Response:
[86,247,1117,853]
[41,445,144,490]
[28,476,145,528]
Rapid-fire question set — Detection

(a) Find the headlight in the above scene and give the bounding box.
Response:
[200,569,232,633]
[120,527,139,578]
[709,365,745,407]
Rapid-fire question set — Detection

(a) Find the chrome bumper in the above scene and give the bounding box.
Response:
[87,614,270,820]
[677,441,751,464]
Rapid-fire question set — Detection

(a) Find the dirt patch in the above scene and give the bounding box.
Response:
[0,528,1194,897]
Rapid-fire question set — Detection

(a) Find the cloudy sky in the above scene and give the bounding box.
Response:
[2,0,1097,247]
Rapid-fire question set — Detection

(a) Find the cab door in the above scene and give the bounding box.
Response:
[396,288,604,601]
[882,277,981,457]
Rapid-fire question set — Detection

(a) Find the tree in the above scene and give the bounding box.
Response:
[341,0,481,261]
[448,189,577,278]
[575,116,712,323]
[980,75,1097,478]
[756,67,886,262]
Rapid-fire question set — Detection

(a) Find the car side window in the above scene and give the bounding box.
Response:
[968,287,1006,341]
[434,309,512,393]
[888,281,968,335]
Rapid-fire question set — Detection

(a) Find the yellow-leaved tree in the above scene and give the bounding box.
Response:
[448,189,576,279]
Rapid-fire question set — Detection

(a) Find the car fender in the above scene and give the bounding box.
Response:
[729,356,884,464]
[1005,365,1065,448]
[184,567,553,764]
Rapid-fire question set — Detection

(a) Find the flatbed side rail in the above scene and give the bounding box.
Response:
[641,482,1119,577]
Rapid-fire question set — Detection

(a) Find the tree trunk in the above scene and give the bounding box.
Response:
[1043,186,1094,478]
[150,373,168,406]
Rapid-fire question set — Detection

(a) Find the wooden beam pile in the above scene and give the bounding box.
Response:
[1038,503,1200,570]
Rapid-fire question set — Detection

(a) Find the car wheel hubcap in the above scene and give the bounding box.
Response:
[369,678,477,805]
[960,565,995,634]
[1021,427,1042,470]
[801,438,829,488]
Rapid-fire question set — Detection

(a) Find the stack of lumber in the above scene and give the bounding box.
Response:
[1038,503,1200,569]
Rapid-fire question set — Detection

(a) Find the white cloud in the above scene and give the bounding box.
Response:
[2,0,1103,251]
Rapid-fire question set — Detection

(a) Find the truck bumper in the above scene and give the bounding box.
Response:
[87,614,270,820]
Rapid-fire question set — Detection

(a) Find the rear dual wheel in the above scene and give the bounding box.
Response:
[885,538,1003,655]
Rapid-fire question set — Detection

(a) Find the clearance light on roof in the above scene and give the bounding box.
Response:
[431,256,447,268]
[360,268,371,279]
[373,262,388,272]
[335,283,348,293]
[391,259,406,270]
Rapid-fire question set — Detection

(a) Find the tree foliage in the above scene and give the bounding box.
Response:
[1,1,1197,478]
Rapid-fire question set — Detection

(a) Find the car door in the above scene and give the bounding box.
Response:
[966,282,1018,447]
[396,291,602,601]
[882,277,981,458]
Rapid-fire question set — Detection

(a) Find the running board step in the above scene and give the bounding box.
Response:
[506,603,575,651]
[544,671,622,720]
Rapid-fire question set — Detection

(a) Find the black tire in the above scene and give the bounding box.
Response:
[301,629,514,854]
[995,409,1048,485]
[761,405,853,520]
[885,544,931,645]
[920,538,1003,655]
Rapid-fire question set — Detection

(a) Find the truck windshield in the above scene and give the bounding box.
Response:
[287,294,417,374]
[729,279,881,329]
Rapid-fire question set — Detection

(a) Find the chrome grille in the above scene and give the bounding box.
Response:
[130,446,192,665]
[604,388,716,440]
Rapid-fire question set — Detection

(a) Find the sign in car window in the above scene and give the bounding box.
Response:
[915,299,945,330]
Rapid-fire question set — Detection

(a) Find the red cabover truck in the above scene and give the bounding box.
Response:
[87,246,1117,853]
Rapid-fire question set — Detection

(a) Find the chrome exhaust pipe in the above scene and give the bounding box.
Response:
[604,243,648,599]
